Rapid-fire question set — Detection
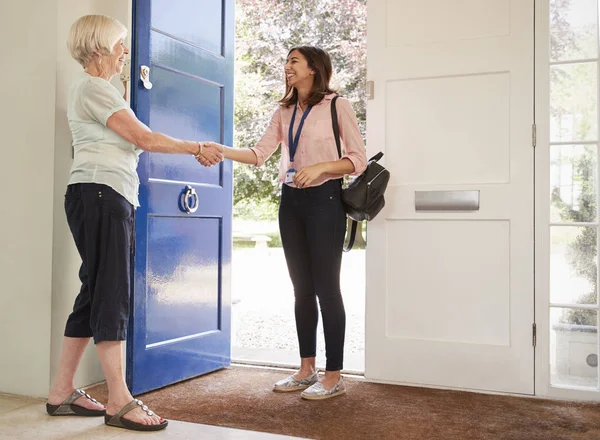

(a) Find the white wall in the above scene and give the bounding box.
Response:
[0,0,59,397]
[0,0,130,398]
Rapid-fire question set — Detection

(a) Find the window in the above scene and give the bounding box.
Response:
[549,0,599,389]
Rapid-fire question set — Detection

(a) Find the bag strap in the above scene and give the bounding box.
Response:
[331,95,342,159]
[330,95,356,252]
[344,219,358,253]
[370,151,383,162]
[332,96,383,165]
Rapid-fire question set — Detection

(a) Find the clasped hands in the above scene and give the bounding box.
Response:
[196,142,225,167]
[194,142,326,188]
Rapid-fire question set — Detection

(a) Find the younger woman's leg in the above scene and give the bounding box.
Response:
[279,185,318,378]
[304,180,347,388]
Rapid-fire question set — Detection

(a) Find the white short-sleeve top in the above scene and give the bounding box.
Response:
[67,71,142,207]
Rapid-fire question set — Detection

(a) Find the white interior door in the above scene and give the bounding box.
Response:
[365,0,535,394]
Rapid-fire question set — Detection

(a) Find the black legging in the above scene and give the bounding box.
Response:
[278,179,347,371]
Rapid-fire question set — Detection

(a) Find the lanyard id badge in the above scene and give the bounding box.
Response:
[284,168,296,184]
[286,104,313,185]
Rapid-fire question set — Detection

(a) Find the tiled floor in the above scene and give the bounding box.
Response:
[0,394,305,440]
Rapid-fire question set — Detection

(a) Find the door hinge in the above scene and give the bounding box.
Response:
[532,124,537,148]
[532,323,537,347]
[366,80,374,100]
[120,59,131,82]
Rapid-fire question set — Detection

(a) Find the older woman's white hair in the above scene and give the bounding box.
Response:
[67,15,127,68]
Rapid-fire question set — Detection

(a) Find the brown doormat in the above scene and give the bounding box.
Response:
[88,367,600,440]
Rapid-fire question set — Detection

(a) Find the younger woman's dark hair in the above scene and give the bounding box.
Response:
[279,46,336,107]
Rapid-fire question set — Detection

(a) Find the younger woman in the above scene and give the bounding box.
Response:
[204,46,366,400]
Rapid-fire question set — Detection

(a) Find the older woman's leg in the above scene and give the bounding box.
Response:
[49,187,105,410]
[54,184,162,425]
[48,336,105,411]
[97,341,162,425]
[81,185,162,426]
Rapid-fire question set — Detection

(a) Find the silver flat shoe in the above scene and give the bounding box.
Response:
[301,377,346,400]
[273,372,318,392]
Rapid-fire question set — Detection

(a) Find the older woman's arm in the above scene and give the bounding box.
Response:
[106,108,223,164]
[198,107,282,166]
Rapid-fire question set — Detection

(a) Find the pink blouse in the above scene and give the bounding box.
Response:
[250,93,367,188]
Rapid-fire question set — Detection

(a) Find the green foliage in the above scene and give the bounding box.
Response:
[233,198,279,221]
[553,148,598,326]
[562,292,596,326]
[234,0,367,217]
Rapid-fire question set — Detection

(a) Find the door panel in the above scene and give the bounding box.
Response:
[385,220,511,346]
[151,0,224,55]
[128,0,234,395]
[145,216,222,345]
[389,72,511,185]
[147,68,223,185]
[366,0,535,394]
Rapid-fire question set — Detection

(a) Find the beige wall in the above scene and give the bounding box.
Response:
[0,0,59,397]
[0,0,130,398]
[51,0,131,396]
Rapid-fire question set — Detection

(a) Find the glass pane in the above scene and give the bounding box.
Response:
[550,0,598,62]
[551,307,598,388]
[551,227,597,304]
[551,145,597,223]
[550,63,597,143]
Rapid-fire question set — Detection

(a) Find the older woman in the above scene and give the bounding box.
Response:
[46,15,225,432]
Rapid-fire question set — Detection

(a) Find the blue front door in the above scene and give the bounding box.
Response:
[127,0,234,395]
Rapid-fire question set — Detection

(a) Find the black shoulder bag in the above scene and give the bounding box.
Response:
[331,95,390,251]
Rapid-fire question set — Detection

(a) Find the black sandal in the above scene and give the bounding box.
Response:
[105,399,168,432]
[46,389,105,417]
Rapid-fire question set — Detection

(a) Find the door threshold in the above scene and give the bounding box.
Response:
[231,346,364,373]
[231,359,365,378]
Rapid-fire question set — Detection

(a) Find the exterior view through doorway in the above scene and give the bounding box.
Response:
[229,0,367,374]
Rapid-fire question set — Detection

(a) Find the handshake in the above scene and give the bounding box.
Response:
[196,141,225,167]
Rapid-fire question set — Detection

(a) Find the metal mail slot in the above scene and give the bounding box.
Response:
[415,190,480,211]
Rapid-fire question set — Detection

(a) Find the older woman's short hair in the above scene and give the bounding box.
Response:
[67,15,127,68]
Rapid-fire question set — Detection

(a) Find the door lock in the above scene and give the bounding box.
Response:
[140,65,153,90]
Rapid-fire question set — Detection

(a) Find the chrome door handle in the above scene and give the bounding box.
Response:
[181,185,198,214]
[140,65,153,89]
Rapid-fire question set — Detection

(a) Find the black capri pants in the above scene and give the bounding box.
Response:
[63,183,134,344]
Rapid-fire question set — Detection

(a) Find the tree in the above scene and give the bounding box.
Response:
[234,0,367,215]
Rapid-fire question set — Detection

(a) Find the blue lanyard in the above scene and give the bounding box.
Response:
[288,104,313,163]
